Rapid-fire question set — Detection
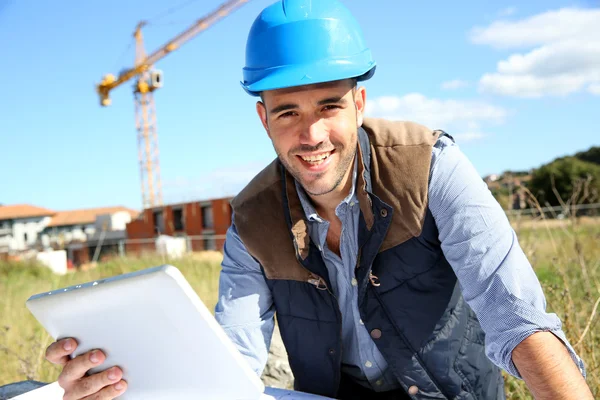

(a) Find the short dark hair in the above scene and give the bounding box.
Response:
[259,78,358,104]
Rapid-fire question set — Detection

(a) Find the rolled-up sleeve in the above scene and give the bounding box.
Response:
[214,215,275,376]
[428,135,586,379]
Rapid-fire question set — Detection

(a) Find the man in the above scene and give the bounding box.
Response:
[45,0,592,399]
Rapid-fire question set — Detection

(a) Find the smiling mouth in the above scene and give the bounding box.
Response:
[297,150,334,166]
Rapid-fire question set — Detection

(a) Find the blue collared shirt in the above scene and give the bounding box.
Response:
[214,135,585,391]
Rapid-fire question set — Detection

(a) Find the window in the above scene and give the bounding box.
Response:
[203,237,216,251]
[201,206,213,229]
[172,208,184,231]
[153,210,165,234]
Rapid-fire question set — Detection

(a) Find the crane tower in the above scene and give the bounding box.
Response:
[96,0,250,209]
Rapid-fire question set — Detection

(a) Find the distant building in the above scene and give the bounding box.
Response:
[0,204,55,253]
[41,206,139,249]
[486,174,499,183]
[0,204,140,257]
[126,197,233,255]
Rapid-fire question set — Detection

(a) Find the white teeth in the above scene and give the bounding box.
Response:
[301,152,331,162]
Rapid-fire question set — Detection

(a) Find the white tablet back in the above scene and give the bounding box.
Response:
[26,265,265,400]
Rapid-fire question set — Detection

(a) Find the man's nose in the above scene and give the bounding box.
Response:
[299,119,328,146]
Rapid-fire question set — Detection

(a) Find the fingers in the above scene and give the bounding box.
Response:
[45,338,78,365]
[66,367,126,400]
[58,349,106,389]
[46,341,128,399]
[80,379,128,400]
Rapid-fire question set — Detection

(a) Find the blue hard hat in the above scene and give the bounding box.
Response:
[241,0,376,96]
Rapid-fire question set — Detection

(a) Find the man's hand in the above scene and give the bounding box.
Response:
[45,338,127,399]
[512,331,593,400]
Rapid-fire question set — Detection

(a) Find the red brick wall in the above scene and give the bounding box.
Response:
[126,211,154,237]
[125,211,155,255]
[124,197,233,253]
[184,202,203,251]
[185,203,203,236]
[163,206,173,236]
[212,199,232,250]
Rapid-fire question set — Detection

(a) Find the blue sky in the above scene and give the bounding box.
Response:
[1,0,599,211]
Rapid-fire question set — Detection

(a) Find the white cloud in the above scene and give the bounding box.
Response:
[498,7,517,17]
[589,83,600,95]
[470,7,600,97]
[441,79,469,90]
[470,8,600,49]
[365,93,507,141]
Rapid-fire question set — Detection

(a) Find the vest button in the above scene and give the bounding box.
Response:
[370,329,382,339]
[328,348,335,355]
[408,385,419,395]
[380,208,388,217]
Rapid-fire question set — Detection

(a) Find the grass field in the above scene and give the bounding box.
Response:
[1,222,598,398]
[0,252,224,387]
[503,218,600,398]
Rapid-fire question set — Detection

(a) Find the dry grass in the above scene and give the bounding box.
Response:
[0,254,223,386]
[0,221,598,398]
[503,214,600,398]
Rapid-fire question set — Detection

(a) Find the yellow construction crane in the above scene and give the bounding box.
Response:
[96,0,250,210]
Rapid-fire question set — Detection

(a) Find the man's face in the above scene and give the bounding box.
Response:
[257,79,366,197]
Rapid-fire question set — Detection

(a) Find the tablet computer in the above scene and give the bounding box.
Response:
[25,265,266,400]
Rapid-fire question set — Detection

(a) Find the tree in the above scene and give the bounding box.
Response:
[574,146,600,166]
[526,157,600,207]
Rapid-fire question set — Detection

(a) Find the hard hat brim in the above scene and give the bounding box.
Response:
[241,56,376,97]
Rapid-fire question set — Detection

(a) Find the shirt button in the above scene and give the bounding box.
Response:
[351,278,357,286]
[370,329,382,339]
[350,201,355,207]
[408,385,419,395]
[365,361,372,368]
[375,379,383,386]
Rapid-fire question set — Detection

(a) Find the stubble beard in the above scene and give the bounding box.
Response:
[276,131,358,197]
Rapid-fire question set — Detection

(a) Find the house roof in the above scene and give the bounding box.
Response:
[0,204,55,221]
[47,206,140,227]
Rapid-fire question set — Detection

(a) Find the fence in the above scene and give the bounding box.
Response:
[68,233,228,267]
[505,202,600,218]
[4,203,599,269]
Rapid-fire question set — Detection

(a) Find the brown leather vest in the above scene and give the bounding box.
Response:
[231,117,440,282]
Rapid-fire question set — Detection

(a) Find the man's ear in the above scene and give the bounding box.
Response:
[256,101,271,138]
[354,86,367,127]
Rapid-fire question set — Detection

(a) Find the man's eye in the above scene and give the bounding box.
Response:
[323,105,340,111]
[278,111,295,119]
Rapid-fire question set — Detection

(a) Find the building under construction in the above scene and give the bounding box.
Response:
[125,196,233,255]
[65,196,233,267]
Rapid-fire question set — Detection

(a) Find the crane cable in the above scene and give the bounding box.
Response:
[108,0,203,72]
[111,38,135,72]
